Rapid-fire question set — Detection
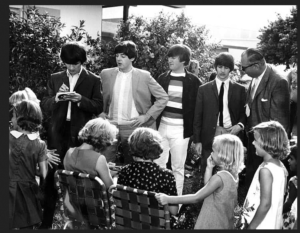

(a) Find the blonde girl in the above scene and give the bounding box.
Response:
[156,134,244,229]
[242,121,289,229]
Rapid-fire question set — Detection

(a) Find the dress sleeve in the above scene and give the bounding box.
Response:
[38,140,48,162]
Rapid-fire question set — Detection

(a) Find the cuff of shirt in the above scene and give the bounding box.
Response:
[237,122,244,129]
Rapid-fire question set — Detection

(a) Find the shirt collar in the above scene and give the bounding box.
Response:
[215,76,230,87]
[66,66,83,78]
[10,130,39,140]
[118,67,134,74]
[170,71,186,77]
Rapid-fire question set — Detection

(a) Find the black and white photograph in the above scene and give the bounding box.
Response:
[8,4,297,230]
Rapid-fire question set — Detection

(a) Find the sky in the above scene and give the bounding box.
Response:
[103,5,295,31]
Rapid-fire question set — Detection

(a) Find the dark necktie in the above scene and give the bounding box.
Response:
[219,82,224,127]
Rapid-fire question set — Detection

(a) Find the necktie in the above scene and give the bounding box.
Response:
[219,82,224,127]
[249,79,257,103]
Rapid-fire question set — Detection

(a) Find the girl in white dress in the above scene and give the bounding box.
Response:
[242,121,289,229]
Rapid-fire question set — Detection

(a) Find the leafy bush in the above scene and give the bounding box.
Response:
[9,6,66,100]
[114,12,221,80]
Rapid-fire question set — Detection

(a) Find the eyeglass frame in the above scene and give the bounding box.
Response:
[241,62,259,71]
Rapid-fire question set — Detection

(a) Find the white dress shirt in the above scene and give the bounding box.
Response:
[216,77,231,128]
[66,66,83,121]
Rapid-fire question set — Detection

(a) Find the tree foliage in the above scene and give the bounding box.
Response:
[9,6,66,99]
[257,6,297,69]
[114,12,220,80]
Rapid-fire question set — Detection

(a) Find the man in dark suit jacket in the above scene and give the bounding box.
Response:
[241,48,290,187]
[193,52,246,176]
[40,41,103,228]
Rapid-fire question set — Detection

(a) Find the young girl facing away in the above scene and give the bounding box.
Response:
[9,100,48,229]
[242,121,289,229]
[282,145,297,229]
[156,134,245,229]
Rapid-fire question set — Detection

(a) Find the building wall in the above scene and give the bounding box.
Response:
[29,5,103,38]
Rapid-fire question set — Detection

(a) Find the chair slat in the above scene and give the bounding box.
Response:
[110,184,171,229]
[54,169,114,229]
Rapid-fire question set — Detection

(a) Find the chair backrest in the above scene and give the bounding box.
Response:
[110,184,171,230]
[54,169,114,229]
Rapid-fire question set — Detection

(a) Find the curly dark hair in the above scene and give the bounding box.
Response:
[13,100,42,132]
[128,127,163,161]
[78,118,118,153]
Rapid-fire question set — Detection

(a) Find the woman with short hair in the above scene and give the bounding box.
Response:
[117,127,179,215]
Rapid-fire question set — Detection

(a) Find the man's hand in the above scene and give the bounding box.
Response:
[63,92,82,102]
[194,142,202,157]
[229,124,242,135]
[59,83,69,92]
[99,112,108,120]
[130,115,150,127]
[47,149,61,168]
[155,193,169,205]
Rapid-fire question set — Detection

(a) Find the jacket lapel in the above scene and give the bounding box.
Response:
[253,65,271,100]
[228,80,233,102]
[212,80,219,100]
[74,67,86,90]
[62,71,70,88]
[109,68,118,99]
[132,68,140,101]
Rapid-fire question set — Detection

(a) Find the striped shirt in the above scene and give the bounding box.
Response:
[161,72,184,126]
[108,69,139,125]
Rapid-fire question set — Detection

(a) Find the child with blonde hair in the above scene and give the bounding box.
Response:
[156,134,244,229]
[242,121,289,229]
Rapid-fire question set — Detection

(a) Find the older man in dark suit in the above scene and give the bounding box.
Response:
[40,41,103,228]
[241,48,290,188]
[193,52,246,176]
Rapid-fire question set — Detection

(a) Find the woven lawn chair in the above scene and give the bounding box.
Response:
[109,184,171,230]
[54,169,115,229]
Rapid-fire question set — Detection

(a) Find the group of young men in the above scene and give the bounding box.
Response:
[39,40,290,228]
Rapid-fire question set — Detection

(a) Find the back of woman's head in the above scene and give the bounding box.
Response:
[14,100,43,132]
[253,121,290,159]
[128,127,163,161]
[9,90,28,106]
[9,88,39,106]
[213,134,245,176]
[78,118,118,152]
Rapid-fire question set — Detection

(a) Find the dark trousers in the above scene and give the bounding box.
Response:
[244,131,263,189]
[40,121,78,228]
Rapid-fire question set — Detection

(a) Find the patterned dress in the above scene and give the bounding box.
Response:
[282,176,297,229]
[118,161,177,196]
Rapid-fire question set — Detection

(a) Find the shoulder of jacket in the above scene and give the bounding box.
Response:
[134,68,151,76]
[85,69,100,79]
[157,71,169,79]
[51,70,66,78]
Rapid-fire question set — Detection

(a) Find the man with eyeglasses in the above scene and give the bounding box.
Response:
[240,48,290,189]
[40,41,103,228]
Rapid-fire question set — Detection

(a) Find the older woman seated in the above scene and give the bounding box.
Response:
[117,127,178,215]
[64,117,118,188]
